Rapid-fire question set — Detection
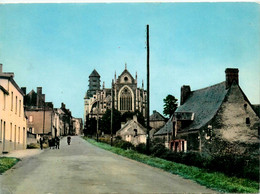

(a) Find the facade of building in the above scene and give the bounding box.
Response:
[116,115,147,145]
[84,65,147,131]
[0,64,27,153]
[23,87,55,138]
[72,118,83,135]
[171,68,259,154]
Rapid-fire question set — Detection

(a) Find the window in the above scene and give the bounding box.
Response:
[10,123,12,141]
[15,96,17,114]
[19,100,21,117]
[246,117,250,125]
[120,87,132,111]
[29,116,33,123]
[11,92,13,111]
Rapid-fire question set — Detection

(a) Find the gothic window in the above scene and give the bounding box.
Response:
[120,87,132,111]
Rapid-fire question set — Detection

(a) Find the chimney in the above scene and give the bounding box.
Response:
[180,85,191,105]
[37,87,42,95]
[133,115,137,122]
[0,64,2,73]
[21,87,26,95]
[225,68,239,89]
[61,103,66,109]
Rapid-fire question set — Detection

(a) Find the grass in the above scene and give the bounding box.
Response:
[0,157,20,174]
[83,137,259,193]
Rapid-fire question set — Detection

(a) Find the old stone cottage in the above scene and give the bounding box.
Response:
[172,68,259,155]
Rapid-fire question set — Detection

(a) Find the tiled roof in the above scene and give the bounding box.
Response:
[150,110,165,121]
[154,115,173,136]
[176,81,228,130]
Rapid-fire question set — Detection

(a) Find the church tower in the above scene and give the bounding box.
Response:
[87,69,101,98]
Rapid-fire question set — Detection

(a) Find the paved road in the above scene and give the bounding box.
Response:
[0,136,216,194]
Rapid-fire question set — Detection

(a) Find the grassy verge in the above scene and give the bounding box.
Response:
[83,137,259,193]
[0,157,20,174]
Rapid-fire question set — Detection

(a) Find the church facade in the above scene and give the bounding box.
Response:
[84,65,147,126]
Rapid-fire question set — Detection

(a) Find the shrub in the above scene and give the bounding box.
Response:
[27,143,40,149]
[113,139,135,150]
[135,143,146,154]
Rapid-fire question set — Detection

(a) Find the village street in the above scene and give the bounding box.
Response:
[0,136,216,194]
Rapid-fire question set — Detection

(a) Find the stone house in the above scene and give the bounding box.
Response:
[116,115,147,146]
[0,64,27,153]
[149,110,166,138]
[172,68,259,155]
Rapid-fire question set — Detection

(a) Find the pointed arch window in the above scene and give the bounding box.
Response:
[120,87,132,111]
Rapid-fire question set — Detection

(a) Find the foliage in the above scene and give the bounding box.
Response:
[0,157,20,174]
[100,108,122,134]
[113,139,135,150]
[163,94,178,118]
[84,117,97,136]
[121,110,145,126]
[83,137,259,193]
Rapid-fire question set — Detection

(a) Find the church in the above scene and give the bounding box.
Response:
[84,64,147,126]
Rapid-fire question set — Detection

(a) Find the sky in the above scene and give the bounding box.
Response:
[0,2,259,119]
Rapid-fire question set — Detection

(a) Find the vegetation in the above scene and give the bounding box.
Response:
[83,137,259,193]
[0,157,20,174]
[163,94,178,118]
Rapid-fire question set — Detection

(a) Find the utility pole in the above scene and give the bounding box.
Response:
[146,24,150,153]
[96,95,99,142]
[110,79,114,146]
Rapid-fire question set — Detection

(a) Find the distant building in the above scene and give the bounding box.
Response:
[84,65,147,132]
[171,68,259,154]
[149,110,166,138]
[0,64,27,153]
[116,115,147,146]
[72,118,83,135]
[23,87,55,138]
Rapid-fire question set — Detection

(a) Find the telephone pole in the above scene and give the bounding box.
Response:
[146,24,150,153]
[110,79,114,146]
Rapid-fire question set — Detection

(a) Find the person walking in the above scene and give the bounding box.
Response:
[55,137,60,149]
[39,137,43,150]
[67,136,71,145]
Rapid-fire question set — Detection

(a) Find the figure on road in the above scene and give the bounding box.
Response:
[39,137,43,150]
[67,136,71,145]
[55,137,60,149]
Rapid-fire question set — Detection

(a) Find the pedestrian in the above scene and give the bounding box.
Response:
[39,137,43,150]
[55,137,60,149]
[67,136,71,145]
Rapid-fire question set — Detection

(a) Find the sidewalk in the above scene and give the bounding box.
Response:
[0,148,43,159]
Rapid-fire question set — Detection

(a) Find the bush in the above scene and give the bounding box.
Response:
[135,143,146,154]
[113,139,135,150]
[27,143,40,149]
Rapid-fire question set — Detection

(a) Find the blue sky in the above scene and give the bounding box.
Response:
[0,3,259,119]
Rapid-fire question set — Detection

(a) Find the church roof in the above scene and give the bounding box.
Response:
[150,110,166,121]
[175,81,228,131]
[89,69,100,77]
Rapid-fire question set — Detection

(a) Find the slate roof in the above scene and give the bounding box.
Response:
[89,69,100,77]
[150,110,166,121]
[154,115,173,136]
[176,81,228,131]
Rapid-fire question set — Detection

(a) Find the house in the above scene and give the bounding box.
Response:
[172,68,259,155]
[149,110,166,138]
[116,115,147,146]
[153,115,174,148]
[23,87,55,138]
[0,64,27,153]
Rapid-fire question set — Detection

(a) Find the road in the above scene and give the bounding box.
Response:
[0,136,216,194]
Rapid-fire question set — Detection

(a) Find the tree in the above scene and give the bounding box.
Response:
[163,94,178,118]
[121,110,145,127]
[100,109,122,134]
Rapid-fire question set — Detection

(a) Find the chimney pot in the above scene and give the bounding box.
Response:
[225,68,239,89]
